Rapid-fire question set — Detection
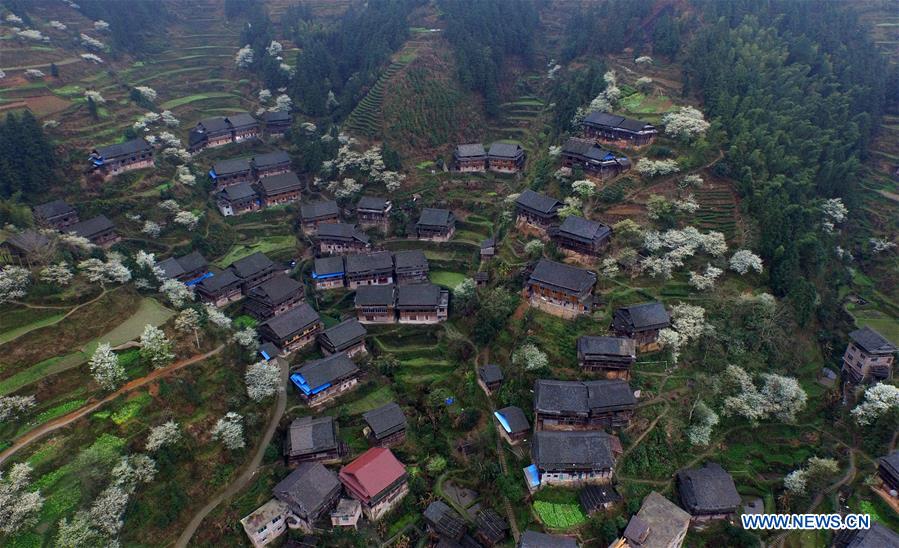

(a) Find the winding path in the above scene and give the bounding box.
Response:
[0,345,224,467]
[175,357,289,548]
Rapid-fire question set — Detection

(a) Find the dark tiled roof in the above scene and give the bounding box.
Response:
[677,463,741,514]
[478,363,503,384]
[286,415,339,456]
[355,284,396,306]
[262,110,291,123]
[321,319,367,349]
[624,492,690,547]
[94,137,151,158]
[535,379,636,414]
[213,157,252,175]
[424,500,466,540]
[68,215,114,239]
[313,256,344,276]
[261,303,320,339]
[616,302,670,330]
[292,352,359,389]
[259,342,280,360]
[317,223,370,244]
[880,451,899,479]
[558,216,611,242]
[230,252,276,279]
[363,402,407,439]
[247,274,302,302]
[455,143,486,158]
[253,150,291,168]
[533,430,616,470]
[219,182,257,201]
[849,326,898,354]
[159,251,207,278]
[393,250,428,273]
[226,112,258,129]
[487,142,523,158]
[516,189,562,214]
[197,116,230,134]
[197,269,241,292]
[845,523,899,548]
[273,462,341,519]
[345,251,393,275]
[33,199,75,219]
[577,336,635,358]
[519,530,579,548]
[529,259,596,293]
[396,283,442,307]
[418,208,453,227]
[257,171,302,193]
[583,111,654,133]
[580,485,622,511]
[4,229,50,253]
[480,237,495,249]
[495,406,529,433]
[301,200,339,221]
[357,196,388,211]
[561,138,616,163]
[475,509,509,544]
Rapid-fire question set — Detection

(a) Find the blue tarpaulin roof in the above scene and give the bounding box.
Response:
[311,270,344,279]
[524,465,540,488]
[184,271,213,287]
[208,169,217,179]
[494,411,512,433]
[290,372,331,396]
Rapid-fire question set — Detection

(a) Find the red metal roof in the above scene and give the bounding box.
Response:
[338,447,406,502]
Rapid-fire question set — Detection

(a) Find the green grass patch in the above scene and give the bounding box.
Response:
[28,399,86,429]
[111,393,153,425]
[215,235,297,267]
[0,312,66,345]
[430,270,467,289]
[0,352,85,396]
[233,315,258,329]
[160,92,239,110]
[533,488,587,529]
[848,307,899,344]
[340,385,396,415]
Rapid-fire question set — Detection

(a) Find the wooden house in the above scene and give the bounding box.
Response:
[611,302,670,352]
[841,326,897,384]
[534,379,636,430]
[33,199,78,230]
[354,284,396,324]
[1,230,52,266]
[217,182,261,216]
[228,112,261,142]
[259,303,323,354]
[210,157,253,189]
[676,463,741,522]
[316,223,371,255]
[453,143,487,172]
[318,318,367,358]
[330,498,362,529]
[475,509,509,547]
[487,142,526,173]
[196,269,243,307]
[261,110,291,139]
[345,251,394,289]
[833,524,899,548]
[621,491,690,548]
[355,196,391,230]
[878,450,899,493]
[577,336,637,379]
[339,447,409,521]
[424,501,467,542]
[561,138,631,178]
[494,406,529,446]
[393,249,429,285]
[67,215,119,247]
[416,208,456,241]
[480,237,496,260]
[273,462,342,532]
[244,275,305,320]
[255,171,302,207]
[289,352,360,406]
[363,402,407,447]
[477,363,504,394]
[581,111,657,146]
[89,138,154,178]
[300,200,340,232]
[580,485,622,515]
[475,271,489,287]
[240,498,290,547]
[515,189,562,231]
[311,256,345,290]
[525,259,596,318]
[552,216,612,257]
[284,415,343,465]
[252,150,292,179]
[230,252,280,293]
[530,431,618,489]
[188,112,259,151]
[157,251,209,285]
[396,283,448,324]
[518,531,579,548]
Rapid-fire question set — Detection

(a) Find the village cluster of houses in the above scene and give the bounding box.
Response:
[211,149,305,216]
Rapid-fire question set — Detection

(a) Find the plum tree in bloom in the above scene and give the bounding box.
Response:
[139,324,174,369]
[80,53,103,64]
[93,20,110,31]
[0,395,36,422]
[83,90,105,104]
[24,69,45,79]
[49,20,67,30]
[266,40,283,56]
[635,76,652,92]
[512,343,548,371]
[5,13,23,23]
[558,196,582,218]
[452,278,476,309]
[112,454,156,491]
[160,278,194,309]
[572,179,596,199]
[671,303,706,341]
[851,383,899,426]
[232,327,259,354]
[272,94,293,112]
[599,257,619,279]
[204,304,232,330]
[783,469,808,495]
[145,421,181,452]
[674,194,700,214]
[141,219,161,238]
[174,210,200,230]
[635,55,653,65]
[0,463,44,534]
[55,513,107,548]
[524,239,544,258]
[820,198,847,234]
[88,484,129,537]
[328,177,362,198]
[18,29,48,41]
[869,237,897,254]
[658,328,683,363]
[159,199,180,213]
[688,264,723,291]
[80,33,105,50]
[258,89,272,103]
[245,360,281,401]
[176,165,196,186]
[729,249,763,274]
[723,365,807,423]
[662,106,710,140]
[679,173,704,190]
[636,158,680,177]
[0,265,31,302]
[785,457,839,495]
[175,308,201,347]
[686,401,718,446]
[89,343,125,390]
[160,110,179,127]
[212,412,245,450]
[235,45,254,68]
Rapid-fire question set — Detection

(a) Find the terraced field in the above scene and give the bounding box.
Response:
[345,60,410,137]
[694,180,740,242]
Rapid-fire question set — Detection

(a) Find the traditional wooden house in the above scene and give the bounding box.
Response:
[552,216,612,257]
[290,352,360,406]
[530,431,618,489]
[577,336,637,379]
[477,363,504,394]
[259,303,323,354]
[581,111,658,146]
[217,182,261,216]
[339,447,409,521]
[259,342,280,362]
[424,501,467,542]
[878,450,899,493]
[354,284,396,323]
[534,379,637,430]
[416,208,456,241]
[330,498,362,529]
[580,484,622,515]
[252,150,292,179]
[833,523,899,548]
[488,142,526,173]
[241,498,290,548]
[620,491,690,548]
[494,406,529,445]
[261,110,291,139]
[515,189,562,231]
[363,402,407,447]
[273,462,342,532]
[676,463,741,522]
[393,249,429,285]
[188,112,260,151]
[355,196,392,230]
[561,138,631,178]
[316,223,371,255]
[525,259,596,318]
[1,230,52,266]
[255,171,302,207]
[475,509,510,547]
[89,138,154,178]
[345,251,394,288]
[318,318,367,358]
[611,302,670,352]
[231,252,280,293]
[196,269,243,307]
[480,237,496,260]
[311,256,345,290]
[475,271,489,287]
[33,199,78,230]
[453,143,487,172]
[228,112,261,142]
[67,215,119,247]
[841,326,897,384]
[244,275,305,320]
[396,283,448,324]
[210,157,253,189]
[300,200,340,232]
[157,251,210,285]
[518,530,579,548]
[284,415,342,465]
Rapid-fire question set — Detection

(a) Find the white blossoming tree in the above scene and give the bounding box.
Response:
[0,395,36,422]
[204,304,232,330]
[272,94,293,111]
[869,238,897,254]
[662,106,710,140]
[0,266,31,302]
[141,220,162,238]
[723,365,807,424]
[232,327,259,354]
[636,158,681,177]
[212,412,245,450]
[245,360,281,401]
[729,250,763,274]
[571,179,596,199]
[512,343,548,371]
[235,45,254,68]
[145,421,181,452]
[688,264,723,291]
[173,210,200,230]
[139,324,174,369]
[266,40,283,56]
[160,278,194,308]
[524,239,544,258]
[851,383,899,426]
[175,308,201,348]
[686,401,719,446]
[0,463,44,535]
[133,86,156,102]
[89,343,125,390]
